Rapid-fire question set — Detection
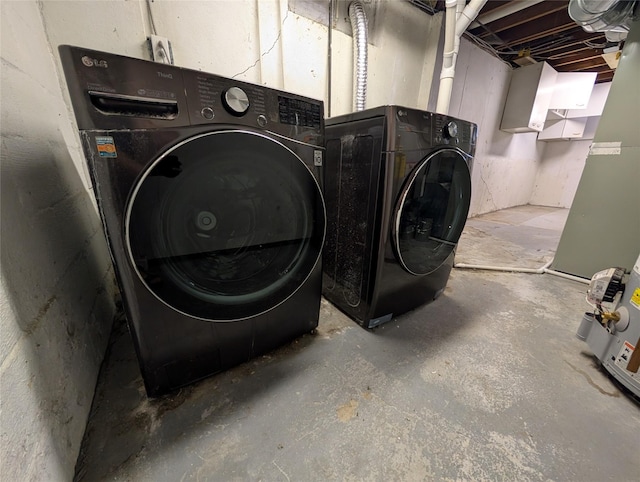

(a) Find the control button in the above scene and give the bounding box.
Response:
[201,107,214,120]
[222,86,250,116]
[443,121,458,139]
[257,114,267,127]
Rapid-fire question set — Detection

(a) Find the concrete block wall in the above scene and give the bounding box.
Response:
[0,1,116,479]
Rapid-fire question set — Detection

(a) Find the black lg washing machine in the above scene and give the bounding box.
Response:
[323,106,476,328]
[59,46,325,396]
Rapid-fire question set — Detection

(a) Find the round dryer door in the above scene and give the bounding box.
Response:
[126,130,325,321]
[392,148,471,276]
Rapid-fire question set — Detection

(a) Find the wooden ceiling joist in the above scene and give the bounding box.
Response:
[471,1,568,38]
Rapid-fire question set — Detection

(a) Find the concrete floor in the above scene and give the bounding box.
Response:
[75,206,640,481]
[457,205,571,269]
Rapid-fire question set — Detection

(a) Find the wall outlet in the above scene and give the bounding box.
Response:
[148,35,174,64]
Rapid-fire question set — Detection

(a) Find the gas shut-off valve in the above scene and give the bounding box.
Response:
[586,267,630,332]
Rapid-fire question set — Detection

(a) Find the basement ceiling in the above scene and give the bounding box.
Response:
[416,0,633,83]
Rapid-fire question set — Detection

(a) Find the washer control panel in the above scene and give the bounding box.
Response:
[222,86,250,116]
[182,68,323,141]
[278,96,322,129]
[443,121,458,139]
[59,45,324,142]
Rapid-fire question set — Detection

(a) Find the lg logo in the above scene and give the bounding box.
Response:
[81,56,108,68]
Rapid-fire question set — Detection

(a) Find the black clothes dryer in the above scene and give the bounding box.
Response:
[323,106,476,328]
[59,46,326,396]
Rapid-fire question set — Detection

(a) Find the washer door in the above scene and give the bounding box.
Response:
[392,148,471,276]
[126,130,325,321]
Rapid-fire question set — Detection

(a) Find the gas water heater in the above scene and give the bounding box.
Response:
[577,254,640,399]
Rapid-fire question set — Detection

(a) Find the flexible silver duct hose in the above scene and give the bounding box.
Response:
[569,0,637,33]
[349,2,368,112]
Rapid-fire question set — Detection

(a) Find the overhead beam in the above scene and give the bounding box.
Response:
[475,0,513,16]
[547,45,602,61]
[500,20,578,47]
[472,1,568,38]
[596,71,615,83]
[551,51,604,67]
[469,0,546,30]
[565,59,610,71]
[532,30,607,55]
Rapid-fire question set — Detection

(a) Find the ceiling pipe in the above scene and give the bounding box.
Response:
[469,0,545,29]
[349,1,368,112]
[456,0,465,21]
[456,0,490,39]
[435,0,458,114]
[436,0,488,114]
[453,0,465,67]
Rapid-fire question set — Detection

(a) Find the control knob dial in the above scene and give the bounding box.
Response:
[222,86,250,116]
[443,121,458,139]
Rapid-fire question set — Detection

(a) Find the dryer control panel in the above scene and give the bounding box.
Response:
[390,107,477,159]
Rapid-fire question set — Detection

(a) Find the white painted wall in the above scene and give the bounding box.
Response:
[1,1,116,479]
[145,0,441,116]
[531,140,592,207]
[531,84,612,208]
[1,0,442,479]
[447,37,597,215]
[447,38,545,217]
[330,0,442,115]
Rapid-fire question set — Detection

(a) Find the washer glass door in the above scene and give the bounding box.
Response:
[392,148,471,275]
[126,130,325,321]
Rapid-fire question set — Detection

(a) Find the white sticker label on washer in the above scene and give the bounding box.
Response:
[314,150,323,166]
[96,136,117,158]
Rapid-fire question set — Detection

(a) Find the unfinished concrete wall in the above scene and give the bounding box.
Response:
[448,38,545,217]
[448,38,596,216]
[331,0,442,115]
[531,140,592,208]
[0,1,116,479]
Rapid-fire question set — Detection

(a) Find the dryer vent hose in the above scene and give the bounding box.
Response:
[349,1,368,112]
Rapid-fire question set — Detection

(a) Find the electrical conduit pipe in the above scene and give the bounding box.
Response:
[349,1,368,112]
